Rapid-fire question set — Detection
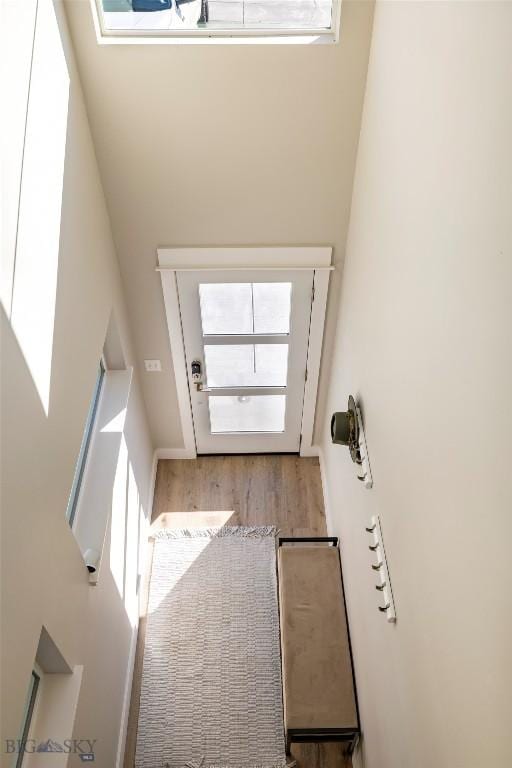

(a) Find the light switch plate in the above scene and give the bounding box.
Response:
[144,359,162,372]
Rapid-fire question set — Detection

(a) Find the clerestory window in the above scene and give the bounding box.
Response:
[96,0,339,39]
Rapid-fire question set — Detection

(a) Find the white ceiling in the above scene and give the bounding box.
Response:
[63,0,374,449]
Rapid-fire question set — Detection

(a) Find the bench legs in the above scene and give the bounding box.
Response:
[345,732,359,756]
[285,728,360,757]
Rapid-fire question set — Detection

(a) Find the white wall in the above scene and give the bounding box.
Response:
[0,1,153,765]
[320,2,512,767]
[63,0,375,451]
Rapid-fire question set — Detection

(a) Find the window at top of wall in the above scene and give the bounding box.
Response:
[98,0,335,37]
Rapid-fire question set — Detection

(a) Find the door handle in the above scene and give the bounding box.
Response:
[191,359,209,392]
[191,359,202,382]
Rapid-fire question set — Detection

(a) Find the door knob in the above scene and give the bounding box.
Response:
[191,359,202,381]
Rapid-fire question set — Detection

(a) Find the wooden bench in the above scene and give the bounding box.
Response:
[277,537,359,755]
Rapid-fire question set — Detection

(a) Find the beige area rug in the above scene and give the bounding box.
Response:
[135,527,287,768]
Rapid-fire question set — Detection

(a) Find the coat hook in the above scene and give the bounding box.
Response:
[371,562,383,571]
[378,604,391,613]
[365,524,376,533]
[375,583,386,591]
[369,543,379,552]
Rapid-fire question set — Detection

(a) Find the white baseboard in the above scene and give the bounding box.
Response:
[155,447,197,460]
[299,444,320,458]
[351,739,365,768]
[116,448,159,767]
[318,445,334,536]
[116,622,138,768]
[147,451,158,517]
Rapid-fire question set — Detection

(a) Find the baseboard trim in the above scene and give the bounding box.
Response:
[318,445,334,537]
[351,738,365,768]
[147,451,158,515]
[117,449,159,767]
[116,621,138,768]
[299,444,320,458]
[155,447,197,460]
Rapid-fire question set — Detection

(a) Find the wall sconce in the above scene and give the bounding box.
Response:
[331,395,373,488]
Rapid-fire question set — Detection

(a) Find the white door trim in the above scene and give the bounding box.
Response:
[300,268,330,457]
[158,247,332,458]
[157,246,332,271]
[160,270,197,458]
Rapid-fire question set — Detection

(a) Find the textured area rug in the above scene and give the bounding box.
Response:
[135,527,287,768]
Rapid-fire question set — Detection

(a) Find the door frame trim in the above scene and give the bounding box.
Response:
[160,270,197,458]
[300,267,330,457]
[158,247,332,458]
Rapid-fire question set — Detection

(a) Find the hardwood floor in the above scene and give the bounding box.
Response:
[124,456,352,768]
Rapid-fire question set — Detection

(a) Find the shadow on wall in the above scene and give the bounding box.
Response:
[2,0,148,628]
[1,2,154,762]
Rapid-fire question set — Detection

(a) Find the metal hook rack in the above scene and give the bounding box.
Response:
[366,515,396,623]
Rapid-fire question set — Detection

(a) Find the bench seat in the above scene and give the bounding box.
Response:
[277,541,359,753]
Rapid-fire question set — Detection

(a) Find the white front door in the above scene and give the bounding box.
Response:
[177,269,313,454]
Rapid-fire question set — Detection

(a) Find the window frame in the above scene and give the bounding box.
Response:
[66,360,106,528]
[16,669,41,768]
[91,0,342,44]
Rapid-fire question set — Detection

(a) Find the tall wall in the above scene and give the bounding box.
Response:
[0,1,154,765]
[63,0,375,452]
[320,2,512,767]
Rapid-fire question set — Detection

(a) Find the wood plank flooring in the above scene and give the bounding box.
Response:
[124,455,352,768]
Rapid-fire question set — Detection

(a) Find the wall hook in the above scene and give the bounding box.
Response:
[367,515,396,623]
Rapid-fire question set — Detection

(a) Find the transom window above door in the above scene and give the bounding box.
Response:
[96,0,339,39]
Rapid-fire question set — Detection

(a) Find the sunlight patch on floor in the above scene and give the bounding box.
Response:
[151,509,236,532]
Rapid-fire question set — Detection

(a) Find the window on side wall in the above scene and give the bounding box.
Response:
[65,360,105,527]
[16,669,41,768]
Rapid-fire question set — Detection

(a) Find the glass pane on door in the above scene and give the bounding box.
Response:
[204,344,288,388]
[209,395,286,433]
[199,282,292,335]
[252,283,292,333]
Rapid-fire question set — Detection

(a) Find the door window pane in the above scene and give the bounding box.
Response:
[199,282,291,335]
[253,283,291,333]
[204,344,288,388]
[209,395,285,433]
[200,283,253,335]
